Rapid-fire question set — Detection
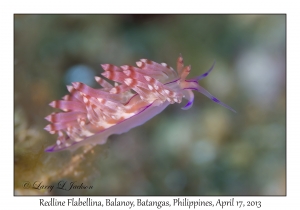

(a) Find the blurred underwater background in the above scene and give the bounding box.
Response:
[14,14,285,195]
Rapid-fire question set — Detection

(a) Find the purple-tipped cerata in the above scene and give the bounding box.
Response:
[44,55,235,152]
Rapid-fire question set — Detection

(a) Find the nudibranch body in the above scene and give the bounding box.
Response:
[45,55,235,152]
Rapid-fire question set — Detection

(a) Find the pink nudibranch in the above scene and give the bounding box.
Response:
[44,55,235,152]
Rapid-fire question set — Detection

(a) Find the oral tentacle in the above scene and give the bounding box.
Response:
[181,89,194,110]
[187,61,216,82]
[192,85,236,113]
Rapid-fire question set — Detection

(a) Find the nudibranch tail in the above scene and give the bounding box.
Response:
[44,54,235,152]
